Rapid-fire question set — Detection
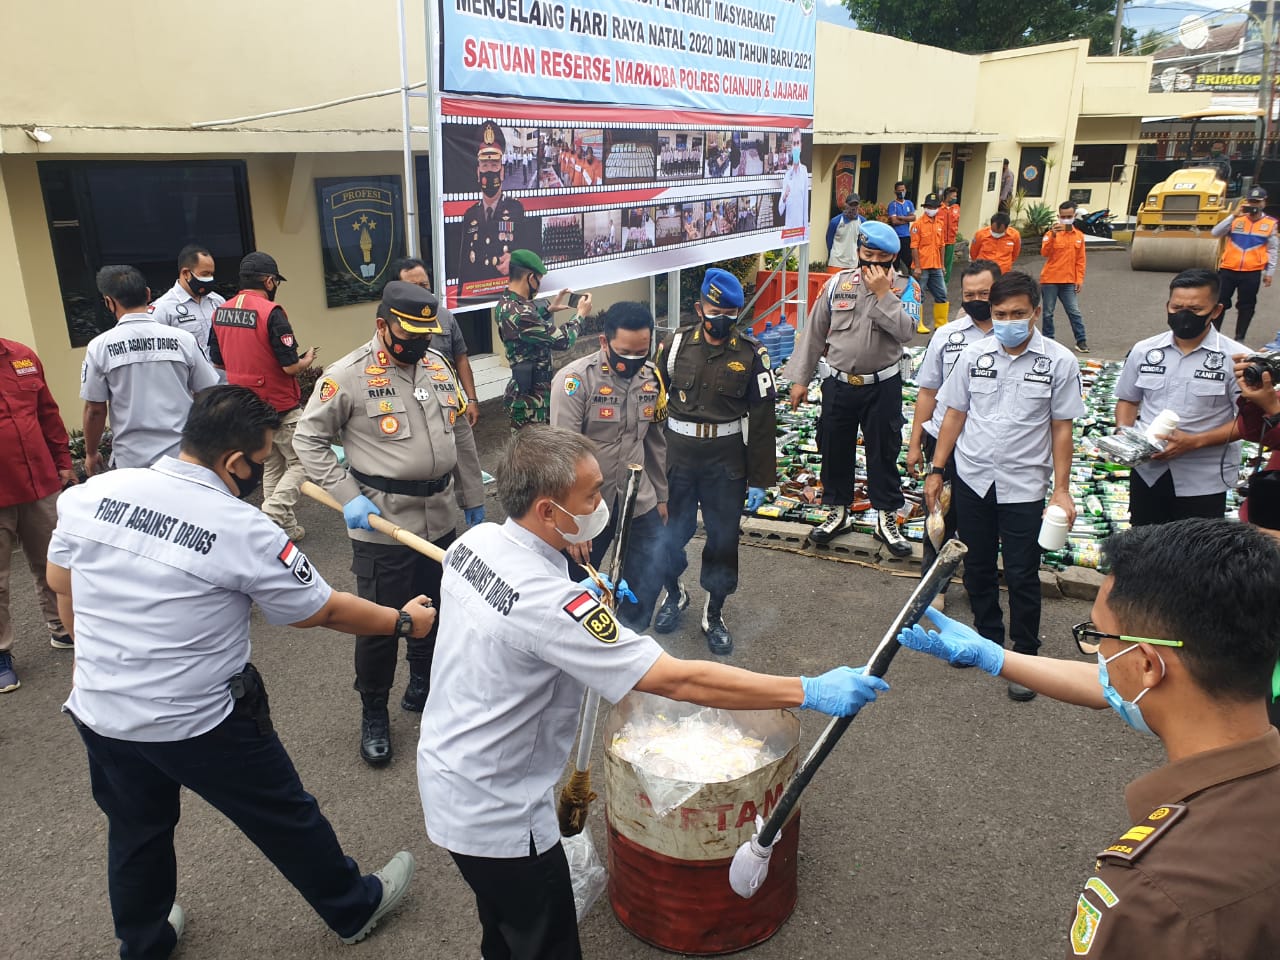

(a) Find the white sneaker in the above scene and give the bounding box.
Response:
[809,506,854,544]
[168,903,185,943]
[342,851,416,945]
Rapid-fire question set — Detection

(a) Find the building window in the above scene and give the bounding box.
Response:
[1069,145,1127,183]
[38,160,254,347]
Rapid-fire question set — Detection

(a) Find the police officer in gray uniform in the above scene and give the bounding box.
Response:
[49,386,428,957]
[149,244,225,368]
[927,271,1084,702]
[781,220,917,554]
[550,301,668,629]
[81,265,221,472]
[417,426,890,960]
[906,259,1001,592]
[652,269,776,655]
[294,282,485,766]
[1114,268,1245,526]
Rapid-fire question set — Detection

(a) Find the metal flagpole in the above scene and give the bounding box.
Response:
[424,0,449,302]
[397,0,419,259]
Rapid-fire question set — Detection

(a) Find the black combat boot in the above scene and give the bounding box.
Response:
[702,595,733,655]
[653,582,688,634]
[400,673,430,713]
[360,693,392,766]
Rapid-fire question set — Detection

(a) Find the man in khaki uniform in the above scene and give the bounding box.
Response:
[896,517,1280,958]
[295,282,485,767]
[550,301,667,629]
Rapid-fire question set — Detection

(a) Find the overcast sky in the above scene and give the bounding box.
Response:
[815,0,1252,46]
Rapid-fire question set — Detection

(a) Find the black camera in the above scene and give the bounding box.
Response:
[1242,352,1280,387]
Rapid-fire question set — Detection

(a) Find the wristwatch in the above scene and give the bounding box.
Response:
[930,464,947,476]
[394,609,414,639]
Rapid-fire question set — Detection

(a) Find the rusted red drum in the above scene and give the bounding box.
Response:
[603,693,802,955]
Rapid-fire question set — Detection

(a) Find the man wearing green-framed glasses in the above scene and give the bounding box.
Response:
[897,517,1280,958]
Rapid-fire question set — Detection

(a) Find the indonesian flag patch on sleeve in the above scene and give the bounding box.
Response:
[277,541,315,585]
[563,591,596,621]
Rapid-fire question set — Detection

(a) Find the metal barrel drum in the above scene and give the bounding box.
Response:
[603,692,802,955]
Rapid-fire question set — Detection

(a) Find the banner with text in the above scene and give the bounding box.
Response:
[440,97,812,307]
[441,0,816,116]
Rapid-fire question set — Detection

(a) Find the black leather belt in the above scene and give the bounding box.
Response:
[350,467,450,497]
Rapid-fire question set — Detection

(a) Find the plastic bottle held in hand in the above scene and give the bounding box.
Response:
[1145,409,1180,445]
[1038,504,1070,551]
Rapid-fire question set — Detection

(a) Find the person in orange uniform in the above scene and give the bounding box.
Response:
[1211,186,1278,341]
[942,187,961,283]
[911,193,949,334]
[970,212,1022,275]
[1039,201,1089,353]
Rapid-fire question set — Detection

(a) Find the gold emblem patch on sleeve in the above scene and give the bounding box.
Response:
[583,605,619,643]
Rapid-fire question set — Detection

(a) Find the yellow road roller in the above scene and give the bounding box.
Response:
[1130,163,1230,272]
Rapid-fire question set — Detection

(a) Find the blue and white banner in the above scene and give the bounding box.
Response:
[440,0,818,117]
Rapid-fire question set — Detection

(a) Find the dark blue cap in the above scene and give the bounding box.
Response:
[700,268,744,309]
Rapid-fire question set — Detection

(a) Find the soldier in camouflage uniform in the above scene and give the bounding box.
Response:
[496,249,592,430]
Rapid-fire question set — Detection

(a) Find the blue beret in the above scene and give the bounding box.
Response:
[701,268,744,309]
[858,220,901,254]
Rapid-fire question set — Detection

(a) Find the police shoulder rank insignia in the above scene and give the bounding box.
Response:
[727,360,746,372]
[976,353,996,370]
[1032,356,1052,375]
[277,541,314,585]
[376,349,391,366]
[318,378,340,402]
[1097,803,1186,863]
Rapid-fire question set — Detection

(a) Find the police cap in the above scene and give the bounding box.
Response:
[379,280,444,335]
[858,220,901,254]
[701,268,744,309]
[477,121,505,162]
[509,249,547,276]
[1247,186,1268,201]
[240,251,286,282]
[923,193,941,208]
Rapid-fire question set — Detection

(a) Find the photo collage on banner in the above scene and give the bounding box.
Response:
[435,0,817,307]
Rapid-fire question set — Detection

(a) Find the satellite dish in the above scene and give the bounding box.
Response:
[1178,15,1209,51]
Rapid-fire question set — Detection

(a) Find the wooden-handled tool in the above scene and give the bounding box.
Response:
[300,480,446,563]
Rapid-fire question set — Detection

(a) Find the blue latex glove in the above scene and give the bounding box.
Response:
[799,667,889,717]
[896,608,1006,676]
[464,506,485,526]
[578,573,638,605]
[745,487,766,511]
[343,494,381,532]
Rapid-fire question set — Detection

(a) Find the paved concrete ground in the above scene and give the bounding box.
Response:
[0,248,1259,959]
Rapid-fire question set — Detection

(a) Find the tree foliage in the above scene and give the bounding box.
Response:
[841,0,1135,56]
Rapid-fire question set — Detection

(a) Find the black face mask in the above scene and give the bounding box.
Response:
[858,258,893,274]
[479,171,502,198]
[896,191,906,199]
[264,280,279,303]
[185,272,215,297]
[232,454,265,500]
[701,311,737,339]
[607,344,648,379]
[1167,308,1212,340]
[383,325,431,364]
[964,299,992,323]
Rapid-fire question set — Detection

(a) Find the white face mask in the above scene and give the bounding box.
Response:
[1059,217,1075,226]
[552,498,610,544]
[925,208,940,217]
[990,229,1005,238]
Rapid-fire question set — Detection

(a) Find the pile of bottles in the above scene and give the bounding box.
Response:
[749,352,1256,570]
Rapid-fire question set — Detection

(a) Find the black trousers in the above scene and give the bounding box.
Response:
[663,437,746,599]
[818,375,905,512]
[954,477,1044,654]
[919,433,956,592]
[1217,268,1262,340]
[567,503,666,630]
[894,233,913,273]
[351,532,455,696]
[72,705,380,959]
[1128,470,1227,527]
[451,842,581,960]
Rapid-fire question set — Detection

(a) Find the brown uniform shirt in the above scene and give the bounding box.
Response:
[1067,728,1280,959]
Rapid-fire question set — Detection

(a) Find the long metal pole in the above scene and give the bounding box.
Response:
[424,0,449,303]
[1258,0,1277,182]
[397,0,419,259]
[1112,0,1126,56]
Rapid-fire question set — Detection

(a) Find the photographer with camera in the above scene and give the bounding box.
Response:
[1114,269,1245,526]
